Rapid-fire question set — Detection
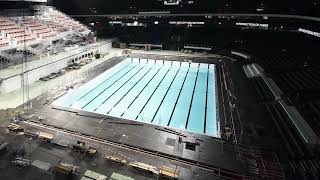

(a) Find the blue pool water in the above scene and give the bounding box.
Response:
[54,58,218,137]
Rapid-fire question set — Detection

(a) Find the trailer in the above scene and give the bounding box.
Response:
[38,132,54,142]
[82,170,107,180]
[24,129,38,138]
[52,139,69,148]
[105,155,127,165]
[159,166,180,179]
[31,160,52,172]
[129,162,159,175]
[110,172,134,180]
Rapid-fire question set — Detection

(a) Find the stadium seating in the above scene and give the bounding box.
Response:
[43,20,69,33]
[0,6,93,72]
[43,8,90,33]
[232,32,320,139]
[0,6,92,49]
[0,36,9,47]
[0,17,36,44]
[20,19,57,39]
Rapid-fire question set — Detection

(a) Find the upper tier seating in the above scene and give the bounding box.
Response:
[42,20,69,33]
[0,37,10,47]
[0,17,21,33]
[0,7,92,49]
[0,17,36,44]
[20,19,57,39]
[44,10,89,33]
[231,32,320,137]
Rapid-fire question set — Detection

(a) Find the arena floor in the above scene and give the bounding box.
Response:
[0,50,286,179]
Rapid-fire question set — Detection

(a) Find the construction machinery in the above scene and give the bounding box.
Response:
[72,140,86,153]
[8,123,24,132]
[86,147,97,156]
[53,162,79,175]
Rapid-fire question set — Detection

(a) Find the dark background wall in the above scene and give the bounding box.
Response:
[52,0,320,17]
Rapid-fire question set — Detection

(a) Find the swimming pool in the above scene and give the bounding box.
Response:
[54,58,219,137]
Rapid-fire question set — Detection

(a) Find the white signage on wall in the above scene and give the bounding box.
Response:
[298,28,320,38]
[236,22,269,28]
[109,21,122,24]
[169,21,205,25]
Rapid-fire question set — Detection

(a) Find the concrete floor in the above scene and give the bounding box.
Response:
[0,121,217,180]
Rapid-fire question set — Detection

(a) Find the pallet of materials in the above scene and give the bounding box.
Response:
[110,172,134,180]
[129,162,159,175]
[105,155,127,165]
[82,170,107,180]
[159,166,180,179]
